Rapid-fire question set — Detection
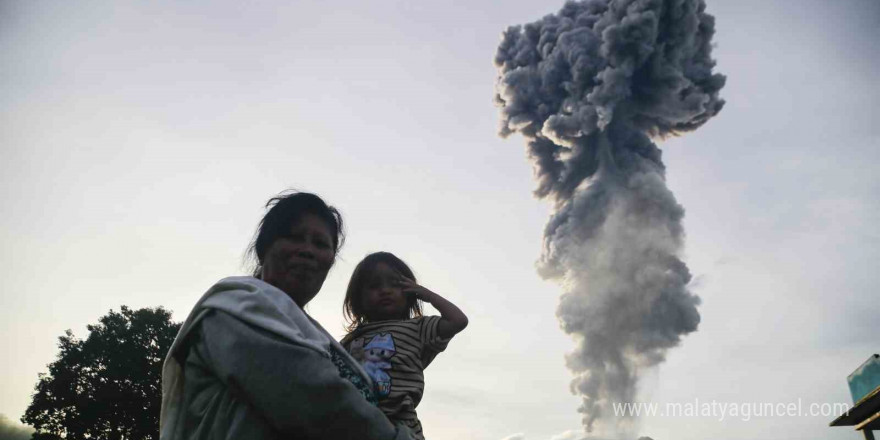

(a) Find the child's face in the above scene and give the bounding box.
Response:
[361,262,409,322]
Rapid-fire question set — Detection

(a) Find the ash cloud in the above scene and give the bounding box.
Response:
[495,0,724,435]
[499,431,655,440]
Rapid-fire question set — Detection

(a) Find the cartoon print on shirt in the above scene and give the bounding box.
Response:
[348,336,365,361]
[352,333,396,397]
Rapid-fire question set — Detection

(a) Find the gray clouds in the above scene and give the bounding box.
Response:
[498,430,656,440]
[0,414,34,440]
[495,0,724,435]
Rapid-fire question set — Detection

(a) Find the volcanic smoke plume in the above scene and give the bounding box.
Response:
[494,0,725,435]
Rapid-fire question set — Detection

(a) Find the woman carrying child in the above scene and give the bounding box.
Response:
[160,192,414,440]
[342,252,469,440]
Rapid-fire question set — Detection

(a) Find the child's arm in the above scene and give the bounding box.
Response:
[398,276,468,339]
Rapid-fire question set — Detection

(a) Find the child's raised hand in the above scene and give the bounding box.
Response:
[394,270,469,338]
[394,272,435,303]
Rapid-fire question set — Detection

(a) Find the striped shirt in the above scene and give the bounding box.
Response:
[341,316,450,424]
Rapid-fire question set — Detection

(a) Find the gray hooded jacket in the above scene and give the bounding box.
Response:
[160,276,412,440]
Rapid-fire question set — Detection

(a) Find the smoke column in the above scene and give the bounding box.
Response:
[494,0,725,435]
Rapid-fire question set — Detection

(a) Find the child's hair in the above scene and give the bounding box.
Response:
[343,252,423,332]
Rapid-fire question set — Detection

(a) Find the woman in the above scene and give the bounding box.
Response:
[160,192,413,440]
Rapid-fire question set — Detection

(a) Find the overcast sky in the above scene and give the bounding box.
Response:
[1,1,878,439]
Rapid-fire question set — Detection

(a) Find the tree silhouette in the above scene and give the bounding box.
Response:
[23,306,180,440]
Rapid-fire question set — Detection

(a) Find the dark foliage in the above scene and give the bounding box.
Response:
[22,306,180,440]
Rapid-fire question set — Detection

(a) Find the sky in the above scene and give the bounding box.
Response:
[1,1,878,439]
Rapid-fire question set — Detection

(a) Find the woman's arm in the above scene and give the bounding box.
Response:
[198,311,410,439]
[399,278,468,339]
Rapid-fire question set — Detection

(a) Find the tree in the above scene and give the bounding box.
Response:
[23,306,181,440]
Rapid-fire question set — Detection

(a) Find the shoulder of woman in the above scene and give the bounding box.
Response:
[211,275,274,294]
[198,276,332,353]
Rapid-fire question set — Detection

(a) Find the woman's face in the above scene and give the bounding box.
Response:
[260,213,335,307]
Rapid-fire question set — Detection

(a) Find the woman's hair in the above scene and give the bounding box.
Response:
[247,190,344,277]
[343,252,423,332]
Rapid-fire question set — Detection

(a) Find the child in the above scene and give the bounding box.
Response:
[341,252,468,440]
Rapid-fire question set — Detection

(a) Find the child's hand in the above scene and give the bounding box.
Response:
[394,270,469,338]
[395,273,435,303]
